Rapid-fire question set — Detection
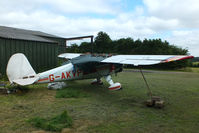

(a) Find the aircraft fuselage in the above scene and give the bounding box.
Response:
[37,62,122,84]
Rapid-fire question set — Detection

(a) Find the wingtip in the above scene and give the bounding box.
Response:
[163,55,194,63]
[178,55,194,61]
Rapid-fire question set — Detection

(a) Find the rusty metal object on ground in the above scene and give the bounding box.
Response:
[145,96,165,109]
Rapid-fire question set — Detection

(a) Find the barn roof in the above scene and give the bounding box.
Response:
[0,26,64,43]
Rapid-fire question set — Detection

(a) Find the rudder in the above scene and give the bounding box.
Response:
[6,53,39,86]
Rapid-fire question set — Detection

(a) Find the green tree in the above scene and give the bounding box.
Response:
[66,31,190,69]
[113,38,134,54]
[79,42,92,53]
[66,44,80,53]
[94,31,112,53]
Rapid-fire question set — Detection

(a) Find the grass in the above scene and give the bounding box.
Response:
[125,67,199,73]
[56,87,89,98]
[0,70,199,133]
[192,62,199,66]
[28,111,72,131]
[178,67,199,73]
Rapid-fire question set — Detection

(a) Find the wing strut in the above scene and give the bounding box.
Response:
[139,67,164,108]
[139,67,152,100]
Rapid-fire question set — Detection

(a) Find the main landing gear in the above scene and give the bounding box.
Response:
[91,78,103,85]
[105,75,122,91]
[91,75,122,91]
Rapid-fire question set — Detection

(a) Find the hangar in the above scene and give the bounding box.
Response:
[0,26,67,74]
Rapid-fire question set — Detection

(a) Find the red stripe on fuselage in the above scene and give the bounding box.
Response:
[38,78,49,82]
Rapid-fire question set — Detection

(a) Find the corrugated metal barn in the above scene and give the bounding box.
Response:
[0,26,67,74]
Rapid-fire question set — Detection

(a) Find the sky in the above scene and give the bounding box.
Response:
[0,0,199,56]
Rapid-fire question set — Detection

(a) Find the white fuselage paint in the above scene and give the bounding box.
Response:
[37,63,81,83]
[36,63,113,84]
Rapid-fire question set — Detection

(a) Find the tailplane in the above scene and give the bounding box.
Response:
[6,53,39,86]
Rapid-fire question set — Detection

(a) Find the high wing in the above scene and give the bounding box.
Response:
[58,53,82,59]
[101,55,194,66]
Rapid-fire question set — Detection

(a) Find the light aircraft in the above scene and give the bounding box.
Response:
[6,53,193,91]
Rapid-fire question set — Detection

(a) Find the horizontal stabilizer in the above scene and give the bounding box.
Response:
[13,76,39,86]
[58,53,82,59]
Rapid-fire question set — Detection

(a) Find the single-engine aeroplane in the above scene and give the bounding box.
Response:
[6,53,193,90]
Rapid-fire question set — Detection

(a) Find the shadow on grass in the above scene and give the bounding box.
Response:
[60,80,147,109]
[6,85,31,95]
[56,87,89,98]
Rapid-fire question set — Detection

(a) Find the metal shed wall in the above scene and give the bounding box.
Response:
[43,37,67,54]
[0,37,59,74]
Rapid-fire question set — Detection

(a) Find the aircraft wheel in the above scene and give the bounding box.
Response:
[108,83,121,90]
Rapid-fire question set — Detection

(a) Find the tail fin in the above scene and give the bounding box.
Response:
[6,53,39,86]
